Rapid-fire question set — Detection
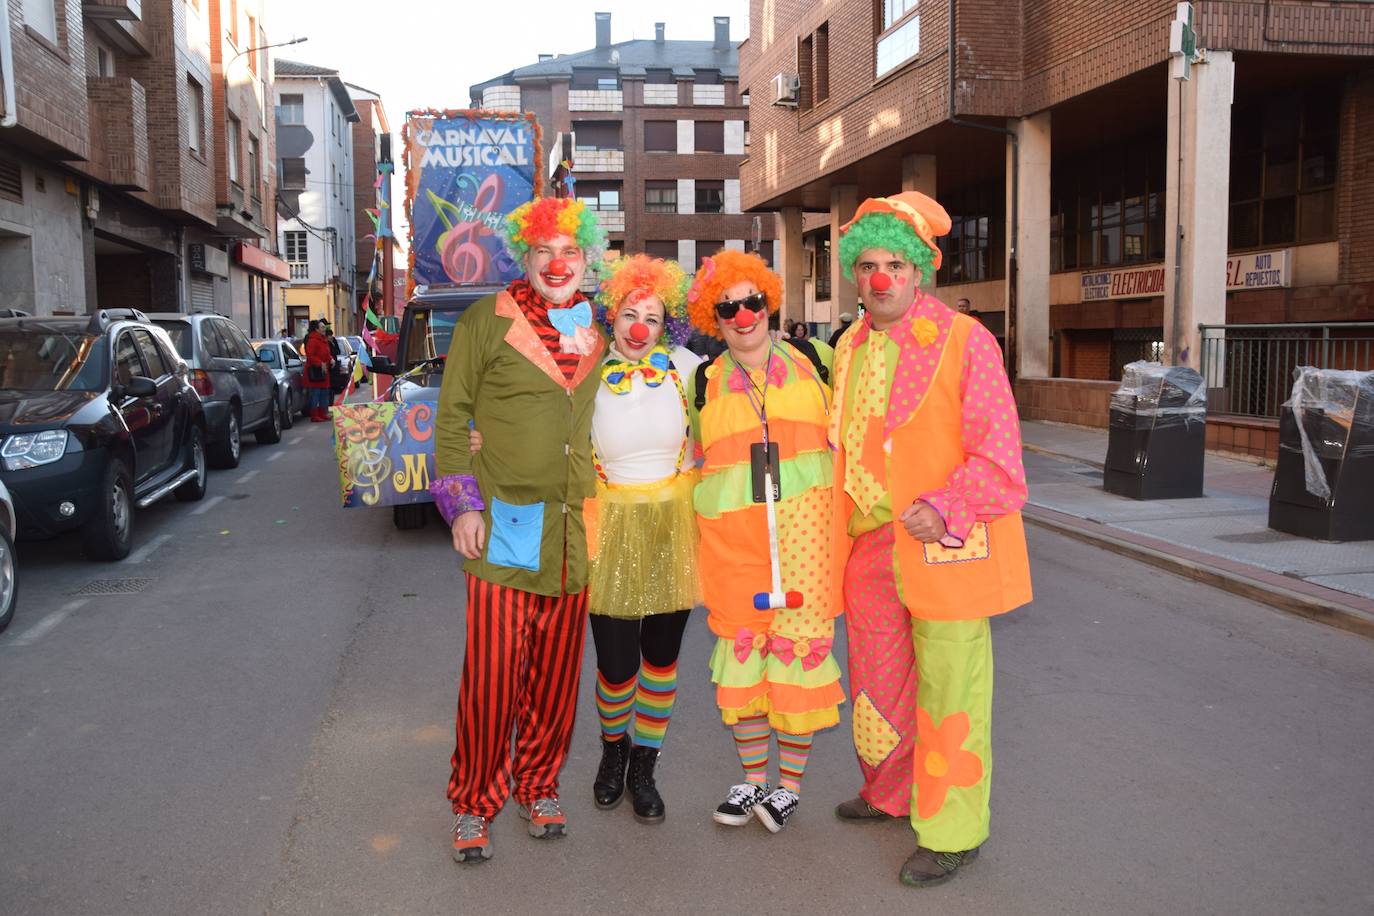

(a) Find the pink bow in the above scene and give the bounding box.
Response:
[727,358,787,393]
[734,627,770,663]
[769,636,832,670]
[686,256,716,305]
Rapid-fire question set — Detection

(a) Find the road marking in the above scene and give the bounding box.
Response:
[267,451,284,462]
[236,469,260,484]
[126,533,173,565]
[191,495,225,516]
[289,435,303,445]
[9,599,89,647]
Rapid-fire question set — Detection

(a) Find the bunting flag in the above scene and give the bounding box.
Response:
[365,307,383,328]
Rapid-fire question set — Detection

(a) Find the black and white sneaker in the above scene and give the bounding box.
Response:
[713,782,770,826]
[754,787,800,833]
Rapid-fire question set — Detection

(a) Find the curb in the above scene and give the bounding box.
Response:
[1023,505,1374,642]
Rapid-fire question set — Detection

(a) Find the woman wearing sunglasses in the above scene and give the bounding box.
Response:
[684,248,841,834]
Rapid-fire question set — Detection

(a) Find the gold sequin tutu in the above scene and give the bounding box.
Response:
[587,471,700,618]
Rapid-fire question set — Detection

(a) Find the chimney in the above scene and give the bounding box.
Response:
[595,11,611,49]
[713,16,730,50]
[655,22,665,43]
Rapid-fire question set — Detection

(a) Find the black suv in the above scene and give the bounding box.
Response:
[0,310,208,560]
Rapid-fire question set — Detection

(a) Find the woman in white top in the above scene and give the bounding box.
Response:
[474,254,701,824]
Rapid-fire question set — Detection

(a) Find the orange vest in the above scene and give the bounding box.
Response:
[829,313,1032,621]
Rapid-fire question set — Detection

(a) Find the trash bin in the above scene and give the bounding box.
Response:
[1268,367,1374,541]
[1103,361,1207,500]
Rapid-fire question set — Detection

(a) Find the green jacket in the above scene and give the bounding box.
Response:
[434,290,605,596]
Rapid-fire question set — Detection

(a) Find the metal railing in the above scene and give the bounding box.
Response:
[1199,322,1374,418]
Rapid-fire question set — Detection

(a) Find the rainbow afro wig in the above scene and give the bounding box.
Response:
[685,248,782,339]
[596,253,691,348]
[503,196,607,264]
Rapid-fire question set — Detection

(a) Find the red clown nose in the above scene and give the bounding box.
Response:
[869,271,893,292]
[628,322,650,344]
[547,258,569,276]
[732,307,759,329]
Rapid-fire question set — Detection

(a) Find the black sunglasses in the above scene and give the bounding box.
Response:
[714,291,768,321]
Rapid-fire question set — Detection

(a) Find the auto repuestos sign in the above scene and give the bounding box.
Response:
[1079,248,1293,302]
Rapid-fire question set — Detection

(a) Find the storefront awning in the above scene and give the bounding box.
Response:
[234,242,290,282]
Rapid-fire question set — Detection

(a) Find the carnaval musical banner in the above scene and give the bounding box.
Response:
[404,110,544,294]
[333,401,439,509]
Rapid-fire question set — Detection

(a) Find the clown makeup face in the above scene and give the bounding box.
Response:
[717,280,772,368]
[526,234,586,304]
[613,292,666,360]
[853,247,920,330]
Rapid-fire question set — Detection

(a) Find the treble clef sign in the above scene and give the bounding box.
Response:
[431,172,505,283]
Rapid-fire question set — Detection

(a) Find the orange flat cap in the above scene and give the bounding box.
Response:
[839,191,953,270]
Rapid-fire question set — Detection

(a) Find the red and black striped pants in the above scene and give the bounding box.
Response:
[448,575,589,817]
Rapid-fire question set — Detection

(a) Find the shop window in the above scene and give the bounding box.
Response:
[937,181,1004,284]
[645,180,677,213]
[644,121,676,152]
[695,120,724,153]
[696,181,725,214]
[1229,86,1339,249]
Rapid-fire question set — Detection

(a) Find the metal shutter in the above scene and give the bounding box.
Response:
[189,275,215,312]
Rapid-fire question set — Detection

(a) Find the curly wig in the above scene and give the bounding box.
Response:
[503,196,607,263]
[837,212,939,282]
[595,254,691,349]
[685,248,783,339]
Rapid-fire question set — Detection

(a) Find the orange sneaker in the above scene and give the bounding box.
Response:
[451,812,493,864]
[518,797,567,838]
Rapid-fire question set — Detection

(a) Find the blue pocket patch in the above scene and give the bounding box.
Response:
[487,498,545,572]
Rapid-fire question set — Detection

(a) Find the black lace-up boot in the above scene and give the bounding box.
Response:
[593,736,631,809]
[626,745,665,824]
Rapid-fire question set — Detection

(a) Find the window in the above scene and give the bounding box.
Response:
[1051,135,1166,272]
[21,0,57,43]
[646,69,674,85]
[645,180,677,213]
[94,41,115,77]
[227,116,241,184]
[694,69,722,86]
[572,68,619,90]
[1229,87,1338,249]
[814,23,830,104]
[186,77,205,153]
[280,158,306,191]
[799,34,814,110]
[744,121,751,148]
[246,14,257,73]
[644,121,676,152]
[696,180,725,214]
[278,94,305,125]
[248,136,260,198]
[228,0,238,44]
[113,333,144,386]
[695,120,724,153]
[284,230,307,263]
[937,181,1006,284]
[258,27,268,82]
[644,240,678,260]
[597,77,619,91]
[876,0,921,78]
[814,238,832,298]
[696,241,724,268]
[573,121,622,151]
[575,183,620,211]
[133,330,170,379]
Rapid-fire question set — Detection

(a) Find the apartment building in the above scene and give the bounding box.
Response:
[275,58,357,335]
[469,12,774,280]
[348,82,395,319]
[0,0,285,323]
[741,0,1374,454]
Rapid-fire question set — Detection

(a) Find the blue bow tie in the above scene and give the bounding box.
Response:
[548,300,592,338]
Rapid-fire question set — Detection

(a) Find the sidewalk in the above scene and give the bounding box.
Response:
[1019,420,1374,638]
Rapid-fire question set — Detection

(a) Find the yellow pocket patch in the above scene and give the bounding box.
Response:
[922,521,990,565]
[853,690,902,768]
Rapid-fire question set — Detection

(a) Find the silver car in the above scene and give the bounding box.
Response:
[252,339,308,427]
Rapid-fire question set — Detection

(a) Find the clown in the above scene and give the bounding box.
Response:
[430,196,607,864]
[829,192,1032,887]
[684,248,842,834]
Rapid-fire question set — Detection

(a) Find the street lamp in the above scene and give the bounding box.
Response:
[225,35,308,84]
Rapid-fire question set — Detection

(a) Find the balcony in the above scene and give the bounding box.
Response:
[481,85,521,112]
[289,262,310,281]
[643,84,678,106]
[692,85,726,106]
[569,90,623,112]
[591,210,625,233]
[83,0,141,19]
[575,149,624,173]
[86,76,149,191]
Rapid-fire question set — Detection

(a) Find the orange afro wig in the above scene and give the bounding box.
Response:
[596,254,691,347]
[685,248,783,339]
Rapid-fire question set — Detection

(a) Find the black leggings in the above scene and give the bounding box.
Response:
[589,610,692,683]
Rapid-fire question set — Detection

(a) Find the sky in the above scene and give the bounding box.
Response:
[271,0,752,253]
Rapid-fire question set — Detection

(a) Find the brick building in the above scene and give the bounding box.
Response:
[348,82,395,321]
[0,0,286,325]
[469,12,776,280]
[740,0,1374,454]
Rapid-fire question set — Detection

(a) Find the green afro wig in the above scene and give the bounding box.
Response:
[838,212,938,282]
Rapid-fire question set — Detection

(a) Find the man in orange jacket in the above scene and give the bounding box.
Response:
[828,192,1032,887]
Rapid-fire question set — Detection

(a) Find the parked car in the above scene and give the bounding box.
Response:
[0,479,16,632]
[148,312,281,468]
[330,334,356,393]
[0,310,208,560]
[251,339,307,428]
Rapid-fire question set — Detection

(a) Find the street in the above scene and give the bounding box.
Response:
[2,423,1372,916]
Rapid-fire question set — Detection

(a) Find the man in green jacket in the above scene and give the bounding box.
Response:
[430,196,607,864]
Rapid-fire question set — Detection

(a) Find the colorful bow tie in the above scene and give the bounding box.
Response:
[602,346,671,395]
[548,300,592,338]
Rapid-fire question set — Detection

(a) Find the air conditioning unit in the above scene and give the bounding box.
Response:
[771,73,800,108]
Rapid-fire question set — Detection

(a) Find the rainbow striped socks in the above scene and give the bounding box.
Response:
[777,732,815,793]
[732,715,772,786]
[633,660,678,749]
[596,672,636,740]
